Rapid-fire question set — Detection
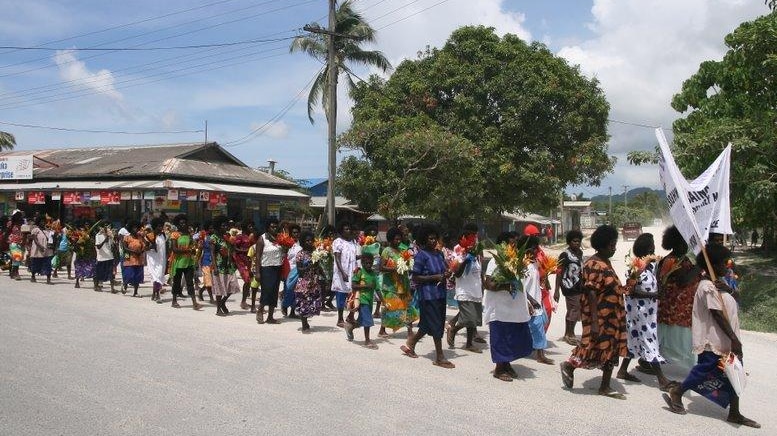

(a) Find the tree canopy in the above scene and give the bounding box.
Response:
[289,0,390,124]
[666,11,777,246]
[0,131,15,151]
[338,26,613,229]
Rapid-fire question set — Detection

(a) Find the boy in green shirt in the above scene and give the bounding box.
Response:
[347,252,378,349]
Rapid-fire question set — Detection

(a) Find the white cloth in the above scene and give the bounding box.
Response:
[523,262,542,316]
[624,261,665,363]
[691,279,740,356]
[453,250,482,302]
[145,234,167,285]
[259,233,283,267]
[483,258,530,323]
[95,233,114,262]
[331,237,358,293]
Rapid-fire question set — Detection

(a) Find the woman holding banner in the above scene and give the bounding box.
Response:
[662,244,759,428]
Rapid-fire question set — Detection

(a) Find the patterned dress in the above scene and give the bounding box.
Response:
[569,255,627,369]
[656,254,699,370]
[293,250,322,317]
[379,246,420,331]
[232,233,254,283]
[211,233,239,297]
[624,261,665,364]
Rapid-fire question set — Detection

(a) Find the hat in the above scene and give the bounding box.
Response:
[523,224,540,236]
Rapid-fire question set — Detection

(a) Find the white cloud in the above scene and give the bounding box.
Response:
[53,49,123,102]
[251,120,290,139]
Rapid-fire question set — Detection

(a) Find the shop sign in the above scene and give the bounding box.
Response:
[198,191,210,202]
[208,192,227,206]
[101,191,121,205]
[0,155,33,180]
[51,191,61,201]
[27,191,46,204]
[167,189,179,200]
[186,190,198,201]
[63,192,83,205]
[143,191,155,200]
[15,191,25,201]
[120,192,132,201]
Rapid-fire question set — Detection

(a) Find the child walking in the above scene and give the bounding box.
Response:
[346,251,379,349]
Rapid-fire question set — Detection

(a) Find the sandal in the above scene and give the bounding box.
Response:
[598,390,627,400]
[400,345,418,358]
[560,362,574,389]
[493,371,513,382]
[464,346,482,354]
[505,364,518,378]
[662,393,686,414]
[659,381,680,393]
[727,415,761,428]
[616,372,641,383]
[432,360,455,369]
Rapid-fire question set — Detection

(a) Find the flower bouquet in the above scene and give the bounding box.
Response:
[394,249,414,275]
[539,255,559,279]
[490,240,531,297]
[275,231,296,250]
[312,236,333,280]
[625,254,660,280]
[451,233,483,274]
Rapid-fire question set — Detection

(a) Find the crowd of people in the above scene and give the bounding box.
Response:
[0,209,759,428]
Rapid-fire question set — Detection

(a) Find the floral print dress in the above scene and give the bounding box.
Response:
[379,246,420,331]
[293,250,322,317]
[624,261,665,364]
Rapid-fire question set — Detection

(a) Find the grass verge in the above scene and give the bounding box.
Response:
[737,255,777,333]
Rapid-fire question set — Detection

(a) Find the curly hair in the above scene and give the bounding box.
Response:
[590,224,618,251]
[414,224,439,246]
[337,220,352,234]
[632,233,655,257]
[495,231,512,245]
[386,227,402,243]
[566,229,583,245]
[697,244,731,277]
[518,235,540,250]
[661,225,688,253]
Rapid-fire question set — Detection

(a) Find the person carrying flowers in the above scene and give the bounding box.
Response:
[71,220,98,289]
[378,227,419,338]
[446,223,485,353]
[169,214,201,310]
[120,220,147,297]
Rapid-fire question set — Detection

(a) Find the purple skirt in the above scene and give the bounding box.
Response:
[489,321,533,364]
[122,265,144,286]
[74,259,96,279]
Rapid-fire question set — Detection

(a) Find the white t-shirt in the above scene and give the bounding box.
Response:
[483,258,530,323]
[331,237,358,293]
[523,262,542,316]
[95,233,114,262]
[454,252,482,302]
[691,279,740,356]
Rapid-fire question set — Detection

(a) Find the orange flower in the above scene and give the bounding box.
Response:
[400,250,413,261]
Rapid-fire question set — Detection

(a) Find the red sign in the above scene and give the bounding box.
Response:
[100,191,121,205]
[208,192,227,206]
[27,191,46,205]
[63,192,83,205]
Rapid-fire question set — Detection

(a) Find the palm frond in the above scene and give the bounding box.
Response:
[0,131,16,150]
[307,69,329,124]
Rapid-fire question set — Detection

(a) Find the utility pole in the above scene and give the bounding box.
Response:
[204,120,208,143]
[608,186,612,220]
[325,0,337,227]
[623,185,629,208]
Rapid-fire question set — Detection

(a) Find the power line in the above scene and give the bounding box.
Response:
[0,36,297,51]
[0,0,238,57]
[224,69,322,147]
[608,118,661,129]
[0,0,315,78]
[0,120,203,135]
[376,0,454,30]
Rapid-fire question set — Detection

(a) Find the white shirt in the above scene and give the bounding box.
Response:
[454,251,482,302]
[483,258,530,323]
[332,237,358,293]
[95,233,114,262]
[691,279,740,356]
[523,263,542,316]
[259,233,283,267]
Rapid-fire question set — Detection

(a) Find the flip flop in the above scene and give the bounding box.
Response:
[560,362,574,389]
[662,393,687,414]
[617,372,642,383]
[464,346,482,354]
[400,345,418,358]
[473,337,487,344]
[659,381,680,392]
[364,343,379,350]
[727,416,761,428]
[598,390,626,400]
[493,371,513,382]
[446,327,456,348]
[433,360,455,369]
[266,319,281,324]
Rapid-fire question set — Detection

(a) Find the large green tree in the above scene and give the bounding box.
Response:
[0,131,15,151]
[338,26,613,229]
[290,0,391,124]
[664,11,777,248]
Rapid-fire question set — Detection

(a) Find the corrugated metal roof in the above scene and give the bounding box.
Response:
[0,142,296,188]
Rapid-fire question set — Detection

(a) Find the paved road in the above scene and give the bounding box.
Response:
[1,228,773,435]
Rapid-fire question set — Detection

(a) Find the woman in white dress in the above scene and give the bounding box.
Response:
[616,233,675,390]
[145,217,167,303]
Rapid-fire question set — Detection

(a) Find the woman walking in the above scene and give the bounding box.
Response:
[28,215,54,285]
[254,217,284,324]
[210,216,239,316]
[146,218,167,303]
[169,214,202,310]
[560,225,633,399]
[121,220,146,298]
[282,224,302,318]
[234,220,256,310]
[378,227,419,338]
[293,231,323,332]
[554,230,584,345]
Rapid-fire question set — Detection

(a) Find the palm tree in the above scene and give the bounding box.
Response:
[0,131,15,151]
[290,0,391,124]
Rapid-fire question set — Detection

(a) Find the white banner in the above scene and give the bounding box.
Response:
[0,155,34,180]
[656,128,732,254]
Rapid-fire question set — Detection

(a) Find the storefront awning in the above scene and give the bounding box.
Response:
[0,179,307,199]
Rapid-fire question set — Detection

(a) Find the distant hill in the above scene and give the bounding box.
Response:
[589,187,666,205]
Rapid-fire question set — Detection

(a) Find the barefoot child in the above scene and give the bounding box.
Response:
[346,251,379,349]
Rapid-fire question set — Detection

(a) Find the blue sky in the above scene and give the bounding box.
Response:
[0,0,770,199]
